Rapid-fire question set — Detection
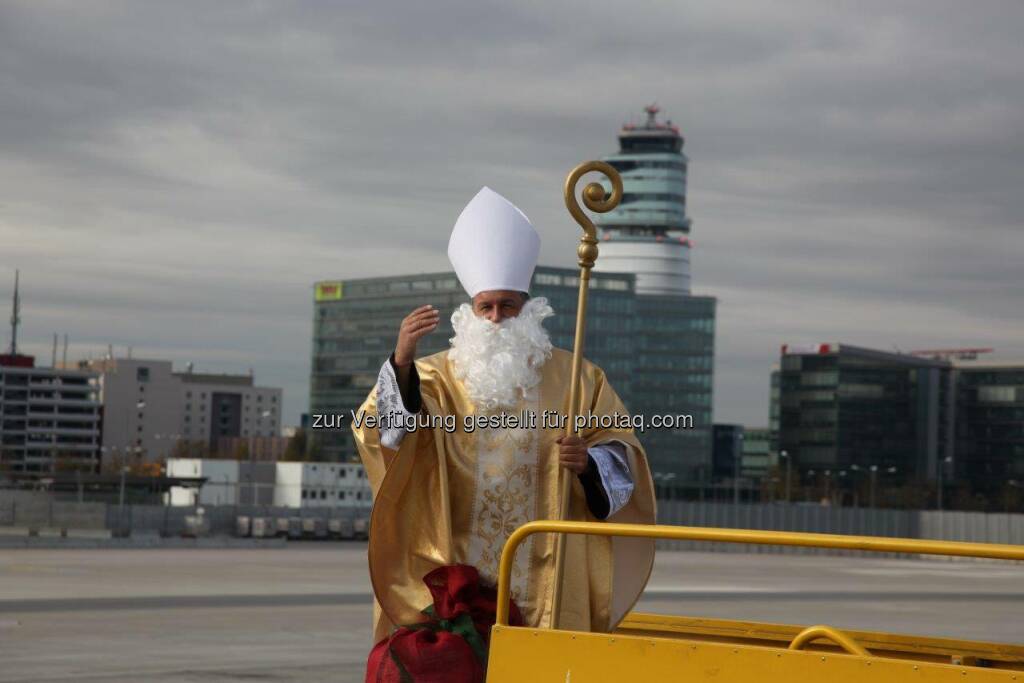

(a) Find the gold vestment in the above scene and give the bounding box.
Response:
[353,347,657,644]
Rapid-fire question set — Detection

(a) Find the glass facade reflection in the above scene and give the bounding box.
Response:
[956,365,1024,491]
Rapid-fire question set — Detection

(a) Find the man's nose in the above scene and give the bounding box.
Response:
[486,309,503,323]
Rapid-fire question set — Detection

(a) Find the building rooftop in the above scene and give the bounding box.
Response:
[781,342,951,368]
[175,372,255,387]
[621,104,681,135]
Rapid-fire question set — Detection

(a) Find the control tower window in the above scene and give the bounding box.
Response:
[621,137,681,153]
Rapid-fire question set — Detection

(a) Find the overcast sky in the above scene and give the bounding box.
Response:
[2,1,1022,428]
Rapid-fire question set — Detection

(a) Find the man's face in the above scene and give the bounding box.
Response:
[472,290,526,323]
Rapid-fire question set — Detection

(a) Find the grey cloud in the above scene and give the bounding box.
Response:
[1,0,1022,427]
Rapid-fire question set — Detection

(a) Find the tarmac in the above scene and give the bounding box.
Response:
[0,544,1021,682]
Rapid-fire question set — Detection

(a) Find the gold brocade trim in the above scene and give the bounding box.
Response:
[467,391,540,613]
[475,463,532,595]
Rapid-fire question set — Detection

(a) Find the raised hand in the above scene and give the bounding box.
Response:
[394,305,441,366]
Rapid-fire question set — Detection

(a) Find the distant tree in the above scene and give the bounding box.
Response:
[100,449,128,475]
[133,461,163,477]
[952,484,977,512]
[54,452,91,473]
[999,482,1022,513]
[232,440,251,461]
[169,438,211,460]
[283,429,307,462]
[894,482,929,510]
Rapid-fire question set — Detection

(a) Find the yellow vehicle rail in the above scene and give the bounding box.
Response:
[488,521,1024,682]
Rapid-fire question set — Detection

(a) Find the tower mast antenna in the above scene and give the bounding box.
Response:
[9,270,20,356]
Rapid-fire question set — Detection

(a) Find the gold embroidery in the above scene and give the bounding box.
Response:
[475,462,533,594]
[468,396,540,609]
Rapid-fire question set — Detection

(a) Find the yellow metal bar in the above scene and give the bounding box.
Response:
[495,520,1024,626]
[789,625,870,657]
[486,625,1024,682]
[617,612,1024,665]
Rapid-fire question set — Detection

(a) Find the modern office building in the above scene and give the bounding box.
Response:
[777,343,955,485]
[711,424,743,481]
[632,294,714,480]
[954,362,1024,493]
[740,427,773,479]
[0,353,102,474]
[76,357,283,464]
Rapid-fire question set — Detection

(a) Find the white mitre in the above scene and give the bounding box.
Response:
[447,187,541,297]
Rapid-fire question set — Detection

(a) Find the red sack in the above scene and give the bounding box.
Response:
[423,564,523,644]
[365,564,523,683]
[366,627,483,683]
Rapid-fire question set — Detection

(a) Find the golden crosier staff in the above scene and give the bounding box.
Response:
[550,161,623,629]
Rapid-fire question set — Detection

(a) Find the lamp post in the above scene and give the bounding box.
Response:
[780,450,791,503]
[663,472,676,501]
[733,432,744,505]
[937,455,953,511]
[117,465,130,535]
[1006,480,1020,514]
[850,464,861,507]
[869,465,897,509]
[869,465,879,508]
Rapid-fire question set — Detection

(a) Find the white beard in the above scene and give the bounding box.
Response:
[449,297,555,412]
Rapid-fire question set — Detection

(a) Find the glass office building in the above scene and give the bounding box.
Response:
[309,266,714,480]
[955,364,1024,492]
[740,427,773,479]
[631,294,714,479]
[777,343,955,485]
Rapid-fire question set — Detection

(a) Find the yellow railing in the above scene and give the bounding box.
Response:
[494,521,1024,626]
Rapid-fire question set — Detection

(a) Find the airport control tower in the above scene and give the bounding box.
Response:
[592,105,716,486]
[597,105,693,295]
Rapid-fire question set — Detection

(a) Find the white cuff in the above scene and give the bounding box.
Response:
[375,358,417,450]
[587,441,634,517]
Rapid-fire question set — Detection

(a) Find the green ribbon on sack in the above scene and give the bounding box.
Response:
[386,608,489,682]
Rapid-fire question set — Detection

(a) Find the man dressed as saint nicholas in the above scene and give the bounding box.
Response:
[353,187,657,655]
